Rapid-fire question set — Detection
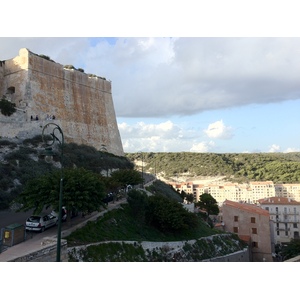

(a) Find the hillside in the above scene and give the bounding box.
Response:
[2,137,300,210]
[66,196,247,262]
[0,137,132,210]
[126,152,300,184]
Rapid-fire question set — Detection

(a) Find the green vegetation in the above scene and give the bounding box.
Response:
[0,137,133,210]
[0,96,16,116]
[280,239,300,260]
[38,54,55,62]
[66,202,219,247]
[68,232,247,262]
[126,152,300,183]
[110,168,143,187]
[64,177,247,262]
[16,168,107,215]
[146,180,183,202]
[196,193,219,217]
[64,65,76,70]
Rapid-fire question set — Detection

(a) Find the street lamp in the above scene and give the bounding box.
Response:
[138,152,144,188]
[42,122,64,262]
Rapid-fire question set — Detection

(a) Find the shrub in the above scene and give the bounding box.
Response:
[0,96,16,116]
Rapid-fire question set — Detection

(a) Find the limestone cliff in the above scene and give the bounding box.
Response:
[0,48,124,156]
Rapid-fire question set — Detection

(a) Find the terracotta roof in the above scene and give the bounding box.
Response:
[223,200,270,216]
[258,197,300,205]
[238,235,251,242]
[249,181,274,185]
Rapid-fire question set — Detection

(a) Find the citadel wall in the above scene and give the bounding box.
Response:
[0,48,124,156]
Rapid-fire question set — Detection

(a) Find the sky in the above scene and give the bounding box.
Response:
[1,3,300,155]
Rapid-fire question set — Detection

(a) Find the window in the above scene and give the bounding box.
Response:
[265,207,269,211]
[7,86,15,94]
[251,217,256,223]
[234,216,238,222]
[252,228,257,234]
[252,242,258,248]
[233,227,238,233]
[293,223,298,228]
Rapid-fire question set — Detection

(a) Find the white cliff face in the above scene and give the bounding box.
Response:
[0,48,124,157]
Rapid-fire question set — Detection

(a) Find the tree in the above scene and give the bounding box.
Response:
[281,239,300,260]
[146,194,198,232]
[196,193,219,217]
[17,167,106,215]
[110,169,143,187]
[127,189,148,223]
[0,96,16,116]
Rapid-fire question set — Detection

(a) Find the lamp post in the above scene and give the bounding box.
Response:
[42,122,64,262]
[138,152,144,188]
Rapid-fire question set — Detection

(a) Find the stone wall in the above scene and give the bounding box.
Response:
[8,238,68,262]
[0,48,124,156]
[68,237,250,262]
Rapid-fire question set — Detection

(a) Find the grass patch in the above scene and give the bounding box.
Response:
[66,203,221,246]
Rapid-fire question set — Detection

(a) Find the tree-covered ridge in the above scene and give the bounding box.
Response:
[126,152,300,183]
[0,137,133,210]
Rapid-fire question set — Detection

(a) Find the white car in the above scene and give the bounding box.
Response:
[26,214,58,232]
[51,207,67,222]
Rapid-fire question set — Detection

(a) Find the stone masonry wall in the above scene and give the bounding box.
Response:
[8,238,68,262]
[0,48,124,156]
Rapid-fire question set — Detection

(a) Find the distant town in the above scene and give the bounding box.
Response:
[169,179,300,261]
[169,180,300,204]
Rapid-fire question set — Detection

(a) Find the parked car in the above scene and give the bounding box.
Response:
[51,206,67,222]
[26,214,58,232]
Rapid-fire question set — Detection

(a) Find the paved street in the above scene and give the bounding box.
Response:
[0,199,126,261]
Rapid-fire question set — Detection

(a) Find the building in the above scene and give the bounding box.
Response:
[258,197,300,244]
[221,200,273,262]
[249,181,275,203]
[0,48,124,156]
[275,184,300,202]
[169,180,300,204]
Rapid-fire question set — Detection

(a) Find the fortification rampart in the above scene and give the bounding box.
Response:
[0,48,124,156]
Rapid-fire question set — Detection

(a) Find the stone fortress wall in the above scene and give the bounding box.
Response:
[0,48,124,156]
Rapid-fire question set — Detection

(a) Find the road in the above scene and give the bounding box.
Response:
[0,209,33,230]
[0,208,83,240]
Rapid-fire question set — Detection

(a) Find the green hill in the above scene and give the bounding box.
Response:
[126,152,300,183]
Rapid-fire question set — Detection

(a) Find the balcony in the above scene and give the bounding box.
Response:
[276,228,290,232]
[274,218,300,223]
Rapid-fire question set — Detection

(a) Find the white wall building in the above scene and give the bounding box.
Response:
[170,180,300,205]
[258,197,300,244]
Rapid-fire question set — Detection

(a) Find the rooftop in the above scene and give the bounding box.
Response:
[223,200,270,216]
[258,196,300,205]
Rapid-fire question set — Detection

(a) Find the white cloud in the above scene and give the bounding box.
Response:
[2,37,300,119]
[118,120,184,152]
[118,120,216,152]
[284,147,300,153]
[190,141,215,153]
[204,120,233,139]
[269,144,281,152]
[95,37,300,118]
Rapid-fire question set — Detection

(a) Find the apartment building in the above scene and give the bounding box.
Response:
[258,197,300,244]
[222,200,273,262]
[275,184,300,201]
[169,180,300,204]
[249,181,275,202]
